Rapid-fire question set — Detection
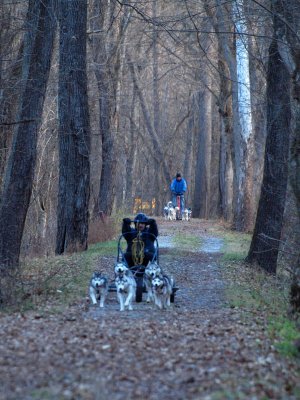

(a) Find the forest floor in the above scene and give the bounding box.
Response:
[0,218,299,400]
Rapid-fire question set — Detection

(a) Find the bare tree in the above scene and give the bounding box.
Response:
[279,0,300,312]
[89,1,131,216]
[0,2,27,188]
[56,0,91,254]
[246,3,292,273]
[0,0,57,267]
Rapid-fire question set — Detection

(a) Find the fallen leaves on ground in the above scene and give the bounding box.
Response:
[0,219,299,400]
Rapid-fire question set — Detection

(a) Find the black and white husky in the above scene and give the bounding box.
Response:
[182,208,192,221]
[152,274,174,310]
[114,261,130,278]
[114,261,136,311]
[144,261,163,303]
[115,274,137,311]
[163,201,176,220]
[89,271,109,308]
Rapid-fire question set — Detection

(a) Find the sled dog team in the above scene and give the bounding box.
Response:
[89,261,174,312]
[163,201,192,221]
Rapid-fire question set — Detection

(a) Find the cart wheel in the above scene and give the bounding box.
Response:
[135,276,143,302]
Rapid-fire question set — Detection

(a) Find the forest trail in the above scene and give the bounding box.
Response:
[0,219,299,400]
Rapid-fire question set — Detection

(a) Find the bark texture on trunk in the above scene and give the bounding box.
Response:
[193,85,212,218]
[56,0,90,255]
[246,39,291,273]
[0,0,57,267]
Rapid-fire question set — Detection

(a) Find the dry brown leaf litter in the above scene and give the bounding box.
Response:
[0,219,299,400]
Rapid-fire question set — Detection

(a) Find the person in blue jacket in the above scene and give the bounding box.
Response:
[170,173,187,218]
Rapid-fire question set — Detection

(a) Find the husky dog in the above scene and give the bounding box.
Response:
[163,206,169,220]
[89,271,109,308]
[182,207,192,221]
[173,206,180,220]
[114,261,131,278]
[144,261,163,303]
[152,274,174,310]
[115,274,137,311]
[163,201,176,221]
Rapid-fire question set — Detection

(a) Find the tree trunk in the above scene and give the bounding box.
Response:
[95,68,116,216]
[183,100,195,208]
[247,15,269,230]
[217,59,234,221]
[246,38,291,273]
[193,85,212,218]
[290,110,300,313]
[0,0,57,267]
[0,45,23,190]
[124,88,138,212]
[56,0,90,255]
[152,0,162,215]
[90,1,131,216]
[281,0,300,314]
[211,0,249,230]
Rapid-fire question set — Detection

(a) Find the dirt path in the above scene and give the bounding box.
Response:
[0,219,299,400]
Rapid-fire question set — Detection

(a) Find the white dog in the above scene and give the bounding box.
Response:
[182,208,192,221]
[89,271,109,308]
[163,201,177,221]
[173,206,180,220]
[114,261,131,278]
[152,274,174,310]
[163,205,170,220]
[115,274,137,311]
[144,261,163,303]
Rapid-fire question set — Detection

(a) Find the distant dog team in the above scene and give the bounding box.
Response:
[163,201,191,221]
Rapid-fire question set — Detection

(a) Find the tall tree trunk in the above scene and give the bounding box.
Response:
[90,1,131,216]
[183,98,195,208]
[152,0,162,215]
[193,84,212,218]
[207,0,249,230]
[0,46,23,190]
[125,88,138,212]
[290,108,300,313]
[95,68,116,216]
[246,38,291,273]
[204,1,235,224]
[280,0,300,313]
[0,0,57,267]
[217,59,234,221]
[247,8,269,230]
[56,0,90,255]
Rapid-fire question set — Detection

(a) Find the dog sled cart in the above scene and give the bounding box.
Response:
[109,229,178,303]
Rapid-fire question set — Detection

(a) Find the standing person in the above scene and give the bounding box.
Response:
[170,173,187,218]
[122,213,158,267]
